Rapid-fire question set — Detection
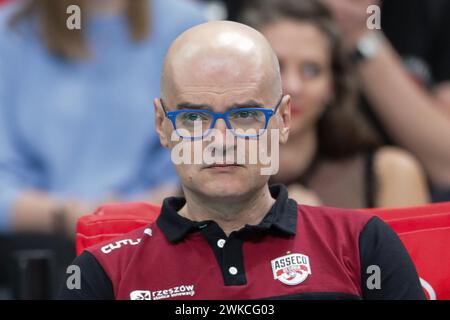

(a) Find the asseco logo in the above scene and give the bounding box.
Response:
[101,238,141,254]
[271,253,312,286]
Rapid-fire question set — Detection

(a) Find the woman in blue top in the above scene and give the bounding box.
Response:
[0,0,205,235]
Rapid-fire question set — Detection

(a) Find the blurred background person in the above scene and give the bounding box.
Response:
[240,0,430,208]
[0,0,205,237]
[216,0,450,203]
[0,0,205,298]
[324,0,450,202]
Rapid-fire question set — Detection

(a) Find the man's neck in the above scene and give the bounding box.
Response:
[179,185,276,236]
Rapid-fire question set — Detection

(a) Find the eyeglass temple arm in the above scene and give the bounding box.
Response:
[273,95,284,114]
[159,99,168,115]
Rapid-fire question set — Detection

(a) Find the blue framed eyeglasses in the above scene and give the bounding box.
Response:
[160,96,283,139]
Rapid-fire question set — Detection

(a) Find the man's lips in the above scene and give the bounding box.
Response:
[203,163,244,169]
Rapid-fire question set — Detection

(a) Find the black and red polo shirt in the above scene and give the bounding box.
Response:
[59,185,425,300]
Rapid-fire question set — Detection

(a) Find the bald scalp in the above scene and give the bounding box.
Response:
[161,21,281,103]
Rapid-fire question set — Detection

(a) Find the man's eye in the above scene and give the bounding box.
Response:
[183,113,207,121]
[234,110,258,119]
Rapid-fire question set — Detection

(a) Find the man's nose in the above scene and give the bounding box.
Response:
[213,117,228,135]
[208,117,236,159]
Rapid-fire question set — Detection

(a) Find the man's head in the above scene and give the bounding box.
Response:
[154,21,290,201]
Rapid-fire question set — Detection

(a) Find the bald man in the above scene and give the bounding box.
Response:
[59,21,425,300]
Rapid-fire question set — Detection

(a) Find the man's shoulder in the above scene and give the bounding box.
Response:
[85,221,163,259]
[86,226,148,254]
[80,221,166,284]
[296,204,376,233]
[77,201,161,255]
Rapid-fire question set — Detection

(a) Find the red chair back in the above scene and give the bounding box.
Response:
[76,202,161,256]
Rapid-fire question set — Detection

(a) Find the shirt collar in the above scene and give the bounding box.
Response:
[156,184,298,243]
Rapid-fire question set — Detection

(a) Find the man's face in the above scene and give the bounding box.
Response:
[155,50,289,200]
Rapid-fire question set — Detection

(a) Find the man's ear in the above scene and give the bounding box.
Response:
[154,98,170,148]
[278,95,291,144]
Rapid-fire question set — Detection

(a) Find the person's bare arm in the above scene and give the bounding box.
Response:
[11,183,178,238]
[357,41,450,188]
[325,0,450,188]
[287,184,323,207]
[433,82,450,114]
[374,147,430,208]
[11,191,60,233]
[11,191,93,237]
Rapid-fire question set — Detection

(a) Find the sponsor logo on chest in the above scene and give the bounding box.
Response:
[271,253,312,285]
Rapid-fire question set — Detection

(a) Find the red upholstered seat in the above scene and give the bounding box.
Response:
[76,202,161,256]
[397,227,450,300]
[76,201,450,300]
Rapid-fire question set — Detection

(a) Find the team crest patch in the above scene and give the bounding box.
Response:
[271,253,311,286]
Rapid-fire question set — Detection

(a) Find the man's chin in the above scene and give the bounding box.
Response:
[197,178,250,199]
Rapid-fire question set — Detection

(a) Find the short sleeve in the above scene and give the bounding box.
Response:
[57,251,115,300]
[359,216,426,300]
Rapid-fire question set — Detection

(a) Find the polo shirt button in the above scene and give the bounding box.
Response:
[217,239,226,248]
[228,267,238,275]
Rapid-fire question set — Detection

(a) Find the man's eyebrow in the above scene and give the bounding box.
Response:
[176,100,265,111]
[176,102,213,110]
[232,100,265,109]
